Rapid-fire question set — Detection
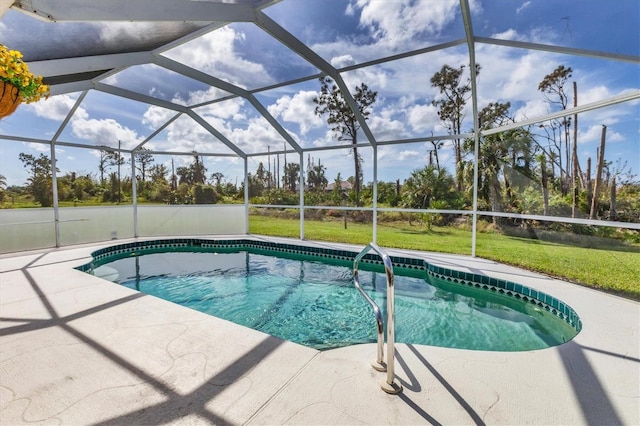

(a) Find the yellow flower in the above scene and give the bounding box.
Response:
[1,43,49,103]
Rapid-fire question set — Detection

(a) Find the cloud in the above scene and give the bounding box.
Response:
[516,1,532,15]
[353,0,459,44]
[26,94,79,121]
[145,114,231,154]
[26,143,49,153]
[579,124,624,144]
[142,106,176,129]
[514,99,548,122]
[70,116,142,150]
[368,114,407,141]
[267,91,323,134]
[580,85,613,105]
[162,26,274,88]
[228,117,286,154]
[172,86,231,107]
[491,29,525,41]
[195,98,246,122]
[407,104,440,133]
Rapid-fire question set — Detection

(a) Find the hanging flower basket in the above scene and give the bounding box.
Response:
[0,43,49,119]
[0,80,21,118]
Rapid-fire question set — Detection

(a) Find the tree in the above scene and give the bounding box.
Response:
[176,166,190,185]
[243,173,265,198]
[255,162,271,190]
[402,165,457,210]
[283,162,300,192]
[193,184,218,204]
[148,164,169,183]
[103,147,126,203]
[134,148,155,189]
[210,172,224,187]
[431,64,480,191]
[307,163,327,192]
[465,102,536,219]
[0,174,6,202]
[314,76,377,206]
[18,153,57,207]
[191,154,206,185]
[176,155,207,186]
[97,150,110,185]
[538,65,573,195]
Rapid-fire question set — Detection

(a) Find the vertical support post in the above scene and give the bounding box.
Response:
[244,157,249,234]
[372,146,378,243]
[461,0,480,257]
[299,151,305,240]
[131,152,138,238]
[50,141,60,247]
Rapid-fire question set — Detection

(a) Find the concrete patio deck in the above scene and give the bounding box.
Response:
[1,236,638,425]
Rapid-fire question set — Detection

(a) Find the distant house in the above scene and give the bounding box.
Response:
[326,180,353,192]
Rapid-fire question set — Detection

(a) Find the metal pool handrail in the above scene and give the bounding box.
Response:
[353,242,403,394]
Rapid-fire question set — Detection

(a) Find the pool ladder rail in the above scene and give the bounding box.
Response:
[353,243,403,395]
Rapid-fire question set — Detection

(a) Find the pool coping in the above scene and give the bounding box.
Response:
[1,234,638,425]
[78,237,582,335]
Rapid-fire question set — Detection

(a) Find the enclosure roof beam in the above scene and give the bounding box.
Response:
[50,90,88,144]
[94,82,245,158]
[154,55,303,153]
[12,0,256,22]
[94,82,189,113]
[254,10,378,147]
[186,110,247,159]
[133,112,182,152]
[475,37,640,64]
[481,90,640,137]
[29,52,153,79]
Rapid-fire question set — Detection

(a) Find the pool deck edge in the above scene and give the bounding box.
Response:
[1,235,638,425]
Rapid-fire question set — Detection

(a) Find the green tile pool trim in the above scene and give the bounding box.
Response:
[78,238,582,332]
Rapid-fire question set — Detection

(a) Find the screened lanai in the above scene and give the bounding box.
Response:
[0,0,639,288]
[1,2,640,424]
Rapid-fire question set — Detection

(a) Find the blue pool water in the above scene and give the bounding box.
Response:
[92,248,578,351]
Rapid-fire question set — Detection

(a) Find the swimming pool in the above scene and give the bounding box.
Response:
[79,238,581,351]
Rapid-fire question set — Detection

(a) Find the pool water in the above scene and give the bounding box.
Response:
[93,249,577,351]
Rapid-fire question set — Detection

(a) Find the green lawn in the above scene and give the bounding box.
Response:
[249,215,640,300]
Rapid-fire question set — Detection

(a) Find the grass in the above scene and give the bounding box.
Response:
[249,215,640,300]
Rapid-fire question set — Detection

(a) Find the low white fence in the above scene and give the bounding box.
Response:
[0,204,246,253]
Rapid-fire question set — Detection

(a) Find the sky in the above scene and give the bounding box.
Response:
[0,0,638,189]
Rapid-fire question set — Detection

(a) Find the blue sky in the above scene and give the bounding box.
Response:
[1,0,638,188]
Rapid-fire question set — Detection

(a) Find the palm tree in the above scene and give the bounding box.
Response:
[283,163,300,192]
[307,163,328,192]
[402,165,456,210]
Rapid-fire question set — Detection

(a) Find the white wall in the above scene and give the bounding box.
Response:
[138,205,245,237]
[0,208,56,252]
[0,204,246,253]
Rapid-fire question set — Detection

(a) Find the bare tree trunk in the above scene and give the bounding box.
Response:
[586,157,592,211]
[564,117,570,196]
[573,82,584,188]
[429,136,440,170]
[610,177,616,221]
[353,143,360,207]
[571,81,580,218]
[454,140,462,191]
[557,129,564,196]
[590,125,607,220]
[541,155,550,216]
